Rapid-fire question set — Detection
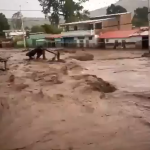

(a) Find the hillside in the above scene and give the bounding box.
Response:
[7,17,65,29]
[7,18,50,29]
[90,0,148,17]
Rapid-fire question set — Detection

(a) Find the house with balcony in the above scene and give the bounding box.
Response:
[59,12,132,48]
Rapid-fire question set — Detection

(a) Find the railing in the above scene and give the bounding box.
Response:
[61,30,94,37]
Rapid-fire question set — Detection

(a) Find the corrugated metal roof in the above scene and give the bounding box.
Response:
[99,30,138,39]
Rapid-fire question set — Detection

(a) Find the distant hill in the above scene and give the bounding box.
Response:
[7,17,65,29]
[90,0,148,17]
[7,17,50,29]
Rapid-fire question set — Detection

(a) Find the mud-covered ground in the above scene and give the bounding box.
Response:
[0,49,150,150]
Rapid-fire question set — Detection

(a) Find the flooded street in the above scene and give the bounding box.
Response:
[0,49,150,150]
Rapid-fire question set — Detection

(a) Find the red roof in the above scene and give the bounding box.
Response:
[45,34,62,39]
[99,30,138,39]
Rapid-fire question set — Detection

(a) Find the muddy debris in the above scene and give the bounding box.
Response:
[50,75,63,84]
[60,65,68,75]
[66,61,83,71]
[40,74,63,86]
[8,74,15,83]
[14,83,29,91]
[60,61,83,75]
[69,52,94,61]
[53,94,64,101]
[140,119,150,128]
[72,74,117,93]
[32,89,52,102]
[0,97,9,110]
[48,59,66,63]
[141,52,150,57]
[0,97,9,119]
[62,49,76,53]
[100,92,106,99]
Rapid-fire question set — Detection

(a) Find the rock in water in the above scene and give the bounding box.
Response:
[69,52,94,61]
[9,75,15,83]
[72,74,117,93]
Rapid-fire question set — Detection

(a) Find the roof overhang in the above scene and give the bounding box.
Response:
[99,29,138,39]
[60,18,115,26]
[90,12,131,20]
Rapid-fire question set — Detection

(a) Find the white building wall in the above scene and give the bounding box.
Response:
[105,37,142,49]
[74,37,79,47]
[74,36,98,48]
[105,37,142,43]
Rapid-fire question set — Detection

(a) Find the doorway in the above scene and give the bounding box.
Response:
[142,36,148,49]
[99,38,105,48]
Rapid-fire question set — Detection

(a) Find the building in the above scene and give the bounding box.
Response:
[45,34,62,48]
[3,30,25,39]
[90,12,132,32]
[59,12,132,48]
[99,27,149,49]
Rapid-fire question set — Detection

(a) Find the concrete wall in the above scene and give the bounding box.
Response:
[95,13,132,35]
[68,24,88,31]
[95,18,118,34]
[96,27,118,34]
[105,37,141,43]
[74,35,98,48]
[119,13,132,25]
[119,13,132,30]
[29,34,46,40]
[26,33,47,47]
[102,18,119,31]
[105,37,142,49]
[120,24,132,30]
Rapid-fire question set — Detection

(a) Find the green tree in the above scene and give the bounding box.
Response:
[0,13,10,36]
[41,24,62,34]
[106,4,127,15]
[132,7,148,27]
[31,25,45,33]
[38,0,89,25]
[25,26,30,30]
[75,10,90,21]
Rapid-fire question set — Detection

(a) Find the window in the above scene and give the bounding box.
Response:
[65,26,69,31]
[69,26,74,31]
[88,24,94,30]
[74,25,78,31]
[95,23,102,29]
[106,39,109,42]
[89,36,92,40]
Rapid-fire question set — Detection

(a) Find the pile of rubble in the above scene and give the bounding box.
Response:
[72,74,117,93]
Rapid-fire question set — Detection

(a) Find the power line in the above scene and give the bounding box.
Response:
[0,9,42,12]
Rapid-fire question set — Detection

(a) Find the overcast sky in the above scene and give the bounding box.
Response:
[0,0,118,18]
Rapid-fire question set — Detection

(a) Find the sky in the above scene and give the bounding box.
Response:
[0,0,118,18]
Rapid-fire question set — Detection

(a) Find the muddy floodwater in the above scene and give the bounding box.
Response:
[0,49,150,150]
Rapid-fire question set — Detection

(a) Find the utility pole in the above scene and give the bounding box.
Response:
[20,5,26,48]
[148,0,150,51]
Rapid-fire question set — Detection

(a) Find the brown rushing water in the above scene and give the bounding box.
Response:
[0,49,150,150]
